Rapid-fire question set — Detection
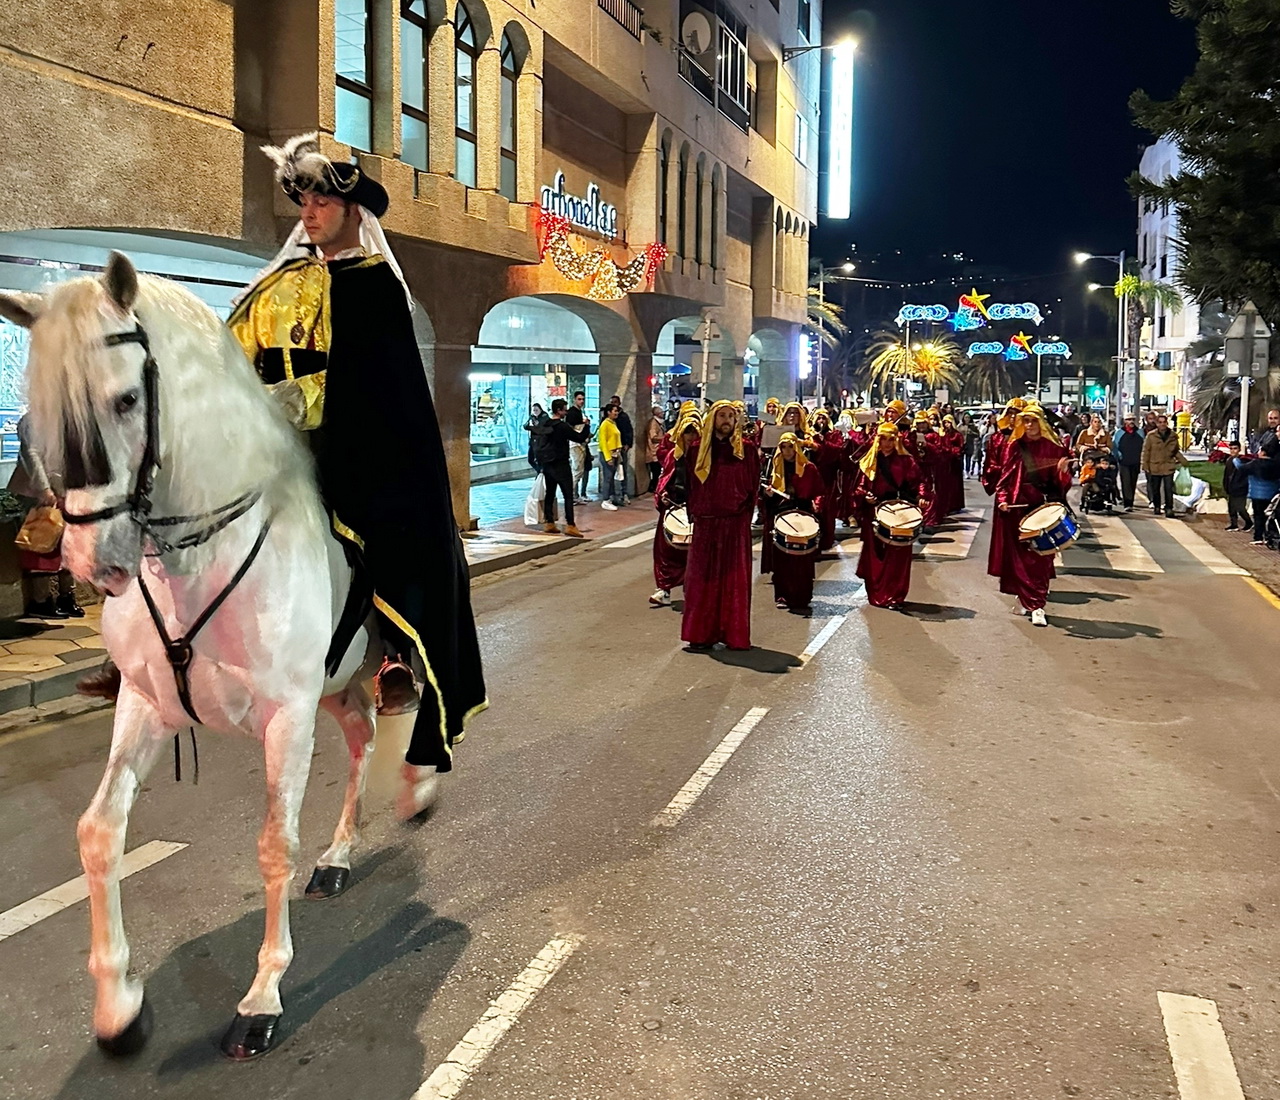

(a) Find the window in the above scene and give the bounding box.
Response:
[710,167,721,269]
[500,34,518,200]
[401,0,429,170]
[677,146,689,256]
[1160,249,1169,279]
[1158,312,1167,339]
[794,112,810,166]
[797,0,811,40]
[335,0,372,151]
[658,139,670,245]
[716,16,749,130]
[695,159,705,264]
[455,4,479,188]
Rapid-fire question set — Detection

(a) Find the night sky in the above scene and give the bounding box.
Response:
[815,0,1199,276]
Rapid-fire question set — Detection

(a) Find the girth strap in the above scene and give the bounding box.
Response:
[137,519,273,725]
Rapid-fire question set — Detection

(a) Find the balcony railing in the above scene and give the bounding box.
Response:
[598,0,644,40]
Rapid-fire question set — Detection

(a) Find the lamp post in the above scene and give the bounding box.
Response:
[782,38,857,62]
[811,260,856,405]
[1077,250,1127,423]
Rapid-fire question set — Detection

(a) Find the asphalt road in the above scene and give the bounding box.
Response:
[0,501,1277,1100]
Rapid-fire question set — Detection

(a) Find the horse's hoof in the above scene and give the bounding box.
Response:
[96,994,153,1057]
[396,766,439,822]
[305,865,350,899]
[220,1013,281,1060]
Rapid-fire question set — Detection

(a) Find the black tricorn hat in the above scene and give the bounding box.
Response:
[261,133,390,218]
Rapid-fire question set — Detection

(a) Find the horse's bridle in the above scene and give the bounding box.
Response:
[67,322,273,726]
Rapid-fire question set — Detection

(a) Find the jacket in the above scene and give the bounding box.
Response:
[1076,427,1111,455]
[1222,457,1251,499]
[1236,455,1280,501]
[1112,426,1145,466]
[1140,428,1184,476]
[597,418,623,461]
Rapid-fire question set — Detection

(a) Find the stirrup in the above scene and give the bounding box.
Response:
[374,656,420,716]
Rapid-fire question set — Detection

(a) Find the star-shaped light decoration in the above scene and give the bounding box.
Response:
[959,288,992,320]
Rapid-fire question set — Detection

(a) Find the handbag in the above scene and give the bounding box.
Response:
[15,505,65,554]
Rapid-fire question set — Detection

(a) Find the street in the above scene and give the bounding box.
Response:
[1,509,1277,1100]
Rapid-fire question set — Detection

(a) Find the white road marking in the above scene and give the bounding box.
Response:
[1158,991,1246,1100]
[919,508,985,561]
[0,840,188,942]
[1083,515,1164,573]
[604,529,655,549]
[651,707,770,828]
[1158,520,1249,575]
[412,935,583,1100]
[800,615,846,664]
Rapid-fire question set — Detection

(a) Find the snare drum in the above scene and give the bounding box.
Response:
[662,506,694,549]
[773,511,821,556]
[1018,503,1078,556]
[873,501,924,546]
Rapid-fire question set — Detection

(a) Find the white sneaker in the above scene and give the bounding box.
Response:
[649,589,670,606]
[1030,608,1047,627]
[602,500,619,511]
[1011,602,1028,617]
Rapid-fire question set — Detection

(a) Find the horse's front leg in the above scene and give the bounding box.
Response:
[305,684,377,899]
[78,689,172,1055]
[220,702,316,1060]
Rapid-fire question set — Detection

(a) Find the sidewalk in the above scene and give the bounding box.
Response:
[0,604,108,717]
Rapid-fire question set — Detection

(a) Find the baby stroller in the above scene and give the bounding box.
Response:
[1265,492,1280,550]
[1079,450,1118,514]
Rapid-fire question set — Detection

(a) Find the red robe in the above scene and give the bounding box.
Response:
[852,453,922,608]
[761,461,823,609]
[652,438,687,593]
[842,430,872,520]
[917,432,947,528]
[938,428,967,514]
[681,437,762,649]
[810,432,847,551]
[980,429,1010,497]
[993,435,1072,610]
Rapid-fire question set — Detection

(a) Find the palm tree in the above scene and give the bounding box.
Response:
[865,331,962,399]
[960,354,1014,403]
[1115,274,1185,403]
[806,287,849,353]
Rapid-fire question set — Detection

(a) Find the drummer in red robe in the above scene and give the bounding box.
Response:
[808,410,846,552]
[993,403,1072,627]
[912,412,948,532]
[677,400,762,651]
[984,397,1029,584]
[851,422,922,611]
[760,432,823,612]
[650,405,701,607]
[938,415,967,515]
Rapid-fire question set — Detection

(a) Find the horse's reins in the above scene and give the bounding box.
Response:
[66,324,273,749]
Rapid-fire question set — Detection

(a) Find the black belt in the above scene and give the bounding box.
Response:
[256,347,327,385]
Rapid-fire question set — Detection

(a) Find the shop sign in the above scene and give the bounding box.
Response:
[540,171,619,239]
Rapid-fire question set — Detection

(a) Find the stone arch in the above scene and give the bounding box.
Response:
[677,142,692,259]
[749,327,794,412]
[448,0,493,48]
[653,313,742,406]
[499,18,533,70]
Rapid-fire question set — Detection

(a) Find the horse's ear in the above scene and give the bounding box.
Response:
[0,291,43,330]
[102,251,139,314]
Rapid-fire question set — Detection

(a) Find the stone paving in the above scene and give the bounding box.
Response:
[0,603,105,678]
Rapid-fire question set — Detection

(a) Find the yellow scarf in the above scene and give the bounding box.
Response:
[859,421,909,480]
[769,432,811,491]
[777,401,810,435]
[669,408,702,460]
[996,396,1029,432]
[693,400,744,482]
[884,400,908,425]
[1010,402,1057,444]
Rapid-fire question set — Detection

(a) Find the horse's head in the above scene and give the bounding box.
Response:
[0,253,153,594]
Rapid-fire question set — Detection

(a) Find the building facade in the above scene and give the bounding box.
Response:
[2,0,820,527]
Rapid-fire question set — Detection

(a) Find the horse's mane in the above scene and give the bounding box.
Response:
[25,274,322,548]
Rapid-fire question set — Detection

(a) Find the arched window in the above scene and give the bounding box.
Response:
[657,136,671,245]
[677,146,689,258]
[500,33,518,201]
[711,164,722,269]
[400,0,429,170]
[695,157,706,265]
[454,4,479,188]
[335,0,372,151]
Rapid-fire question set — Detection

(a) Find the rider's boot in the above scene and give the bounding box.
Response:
[375,655,419,716]
[77,659,122,701]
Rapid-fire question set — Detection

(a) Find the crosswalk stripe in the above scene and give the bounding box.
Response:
[919,508,984,561]
[1081,514,1164,573]
[1156,520,1249,575]
[1158,991,1245,1100]
[604,529,655,549]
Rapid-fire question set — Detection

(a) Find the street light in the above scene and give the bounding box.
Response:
[783,37,857,62]
[1077,250,1128,421]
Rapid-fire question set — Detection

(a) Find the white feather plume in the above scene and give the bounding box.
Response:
[260,132,339,193]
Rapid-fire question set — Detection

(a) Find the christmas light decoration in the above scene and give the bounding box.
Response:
[894,304,950,325]
[951,307,985,332]
[958,288,992,320]
[968,341,1005,356]
[896,292,1046,330]
[1031,340,1072,358]
[536,208,667,302]
[988,302,1045,325]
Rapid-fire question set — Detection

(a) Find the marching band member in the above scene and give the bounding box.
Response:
[993,403,1072,627]
[984,396,1030,585]
[851,422,921,612]
[760,432,823,612]
[912,412,946,533]
[808,410,847,552]
[778,401,814,444]
[938,414,967,515]
[650,406,701,607]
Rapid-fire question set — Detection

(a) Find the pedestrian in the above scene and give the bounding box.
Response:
[939,415,966,513]
[1112,414,1144,511]
[1075,413,1110,457]
[1140,413,1185,518]
[596,403,625,511]
[675,401,761,651]
[603,393,634,502]
[643,405,665,494]
[1258,408,1280,455]
[1142,410,1159,436]
[566,390,592,504]
[851,422,922,611]
[961,412,980,477]
[523,403,549,474]
[532,398,586,538]
[1233,438,1280,545]
[1222,440,1251,531]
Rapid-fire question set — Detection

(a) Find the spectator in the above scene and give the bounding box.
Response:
[1075,413,1110,457]
[532,398,586,537]
[1222,440,1250,531]
[961,412,981,477]
[523,403,549,474]
[1258,408,1280,454]
[1142,410,1159,436]
[1112,414,1144,511]
[1141,413,1185,518]
[608,394,635,502]
[597,404,625,511]
[566,390,592,504]
[643,405,665,494]
[1234,438,1280,545]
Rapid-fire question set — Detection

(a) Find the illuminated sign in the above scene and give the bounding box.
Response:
[987,302,1045,325]
[967,342,1005,356]
[966,335,1070,361]
[539,171,619,238]
[896,291,1046,330]
[1031,341,1072,358]
[825,42,856,220]
[894,304,950,325]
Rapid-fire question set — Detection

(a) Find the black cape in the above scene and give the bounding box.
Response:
[283,256,487,769]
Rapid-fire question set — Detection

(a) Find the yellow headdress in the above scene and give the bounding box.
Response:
[769,431,811,491]
[693,400,744,482]
[859,420,909,480]
[765,396,781,414]
[1010,402,1057,443]
[943,414,957,428]
[777,401,810,435]
[884,400,908,424]
[669,406,702,460]
[997,396,1029,431]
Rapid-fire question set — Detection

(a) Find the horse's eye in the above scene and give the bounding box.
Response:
[114,389,140,416]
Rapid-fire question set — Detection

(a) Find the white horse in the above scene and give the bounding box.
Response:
[0,253,440,1060]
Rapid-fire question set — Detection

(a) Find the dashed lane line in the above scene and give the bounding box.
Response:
[651,707,770,828]
[0,840,188,942]
[1158,991,1246,1100]
[411,934,584,1100]
[800,615,846,664]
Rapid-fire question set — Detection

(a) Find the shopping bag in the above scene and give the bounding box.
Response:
[1173,465,1192,496]
[14,505,64,554]
[523,475,548,527]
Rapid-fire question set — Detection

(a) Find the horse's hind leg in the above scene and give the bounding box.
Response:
[306,684,376,900]
[221,704,315,1061]
[78,691,171,1055]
